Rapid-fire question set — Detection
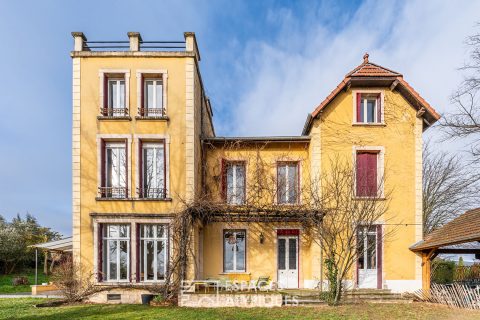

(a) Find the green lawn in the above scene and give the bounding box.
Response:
[0,270,49,294]
[0,299,479,320]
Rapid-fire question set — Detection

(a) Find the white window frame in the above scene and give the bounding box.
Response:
[277,162,300,204]
[144,79,163,111]
[225,162,246,205]
[105,142,127,192]
[136,70,168,116]
[223,230,246,273]
[139,224,169,282]
[97,134,132,198]
[141,142,166,198]
[103,224,130,282]
[357,225,378,271]
[98,69,130,114]
[353,146,385,198]
[108,78,126,109]
[352,90,385,125]
[135,135,170,199]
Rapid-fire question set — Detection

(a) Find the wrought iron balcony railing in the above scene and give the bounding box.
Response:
[98,187,128,199]
[100,107,129,117]
[138,107,166,118]
[137,187,167,199]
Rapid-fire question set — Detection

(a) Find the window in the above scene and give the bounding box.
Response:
[101,224,130,282]
[223,230,246,272]
[142,79,164,117]
[277,162,299,204]
[223,161,246,205]
[139,141,166,199]
[357,226,377,270]
[356,93,381,123]
[139,224,168,282]
[101,141,127,198]
[103,76,127,116]
[356,152,378,197]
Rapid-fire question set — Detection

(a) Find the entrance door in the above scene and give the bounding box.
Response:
[277,235,299,289]
[357,226,381,288]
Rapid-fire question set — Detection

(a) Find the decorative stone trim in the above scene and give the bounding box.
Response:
[352,89,385,125]
[134,116,169,121]
[98,69,131,116]
[72,57,81,268]
[97,116,132,121]
[414,116,423,280]
[185,58,195,201]
[136,70,168,117]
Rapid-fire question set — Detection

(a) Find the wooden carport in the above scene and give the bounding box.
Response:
[410,208,480,290]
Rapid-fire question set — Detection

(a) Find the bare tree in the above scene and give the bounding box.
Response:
[312,157,391,304]
[422,143,480,235]
[442,25,480,162]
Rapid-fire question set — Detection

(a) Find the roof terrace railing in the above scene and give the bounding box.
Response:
[84,40,186,51]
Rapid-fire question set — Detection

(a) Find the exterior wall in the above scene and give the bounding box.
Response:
[317,87,422,290]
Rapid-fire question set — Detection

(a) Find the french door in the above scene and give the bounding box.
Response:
[357,225,382,289]
[277,235,298,289]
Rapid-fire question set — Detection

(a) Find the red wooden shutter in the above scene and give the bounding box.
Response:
[221,159,227,201]
[97,224,103,282]
[376,225,383,289]
[366,153,378,197]
[103,75,109,115]
[356,93,362,122]
[136,223,141,282]
[376,94,382,123]
[356,153,367,196]
[140,74,145,116]
[138,140,143,197]
[100,139,106,192]
[125,139,128,198]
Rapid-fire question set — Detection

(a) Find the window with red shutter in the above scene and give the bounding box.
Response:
[356,152,378,197]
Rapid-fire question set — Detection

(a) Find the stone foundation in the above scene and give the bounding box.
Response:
[179,293,283,308]
[87,289,152,304]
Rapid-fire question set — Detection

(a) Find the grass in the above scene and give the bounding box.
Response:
[0,270,49,294]
[0,299,479,320]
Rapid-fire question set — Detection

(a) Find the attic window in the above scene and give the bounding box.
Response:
[356,93,382,124]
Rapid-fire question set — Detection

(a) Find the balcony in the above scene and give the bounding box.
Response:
[99,107,130,119]
[137,187,168,200]
[98,187,128,199]
[137,107,167,119]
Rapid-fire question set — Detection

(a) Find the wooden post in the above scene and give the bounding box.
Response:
[421,249,436,291]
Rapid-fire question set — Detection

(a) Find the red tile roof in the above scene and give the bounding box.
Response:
[410,208,480,252]
[305,53,440,133]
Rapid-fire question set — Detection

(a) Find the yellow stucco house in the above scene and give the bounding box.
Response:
[71,31,440,302]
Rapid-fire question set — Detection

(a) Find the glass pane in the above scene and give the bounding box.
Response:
[108,225,119,238]
[288,238,297,270]
[157,225,165,238]
[120,240,128,280]
[119,225,128,238]
[359,98,365,122]
[119,147,126,189]
[367,99,375,123]
[367,233,377,269]
[146,241,154,280]
[278,166,287,203]
[140,240,145,281]
[106,148,113,187]
[155,145,165,192]
[288,165,297,203]
[119,81,125,108]
[236,232,245,271]
[278,238,286,270]
[108,240,118,280]
[224,232,234,271]
[156,83,163,109]
[236,164,245,204]
[226,165,234,203]
[157,240,166,280]
[144,225,154,238]
[109,81,117,108]
[146,81,154,109]
[144,148,154,191]
[357,229,365,269]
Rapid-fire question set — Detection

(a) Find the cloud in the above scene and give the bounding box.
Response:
[224,0,480,138]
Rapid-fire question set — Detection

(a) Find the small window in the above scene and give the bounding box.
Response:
[103,76,127,117]
[141,77,164,117]
[223,161,246,205]
[223,230,246,272]
[101,224,130,282]
[100,141,127,198]
[356,152,378,197]
[139,141,166,199]
[277,162,299,204]
[139,224,168,282]
[356,93,381,123]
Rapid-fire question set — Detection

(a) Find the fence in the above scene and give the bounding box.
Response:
[413,283,480,309]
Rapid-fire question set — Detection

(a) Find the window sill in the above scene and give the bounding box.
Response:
[97,116,132,121]
[352,123,386,127]
[96,281,164,286]
[219,272,250,275]
[353,196,386,201]
[96,197,172,202]
[135,116,169,121]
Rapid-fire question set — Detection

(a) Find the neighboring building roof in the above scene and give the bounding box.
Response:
[410,208,480,252]
[302,53,441,135]
[203,136,311,144]
[29,237,73,252]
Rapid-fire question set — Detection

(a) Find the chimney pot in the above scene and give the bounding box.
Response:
[72,32,87,51]
[128,32,142,51]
